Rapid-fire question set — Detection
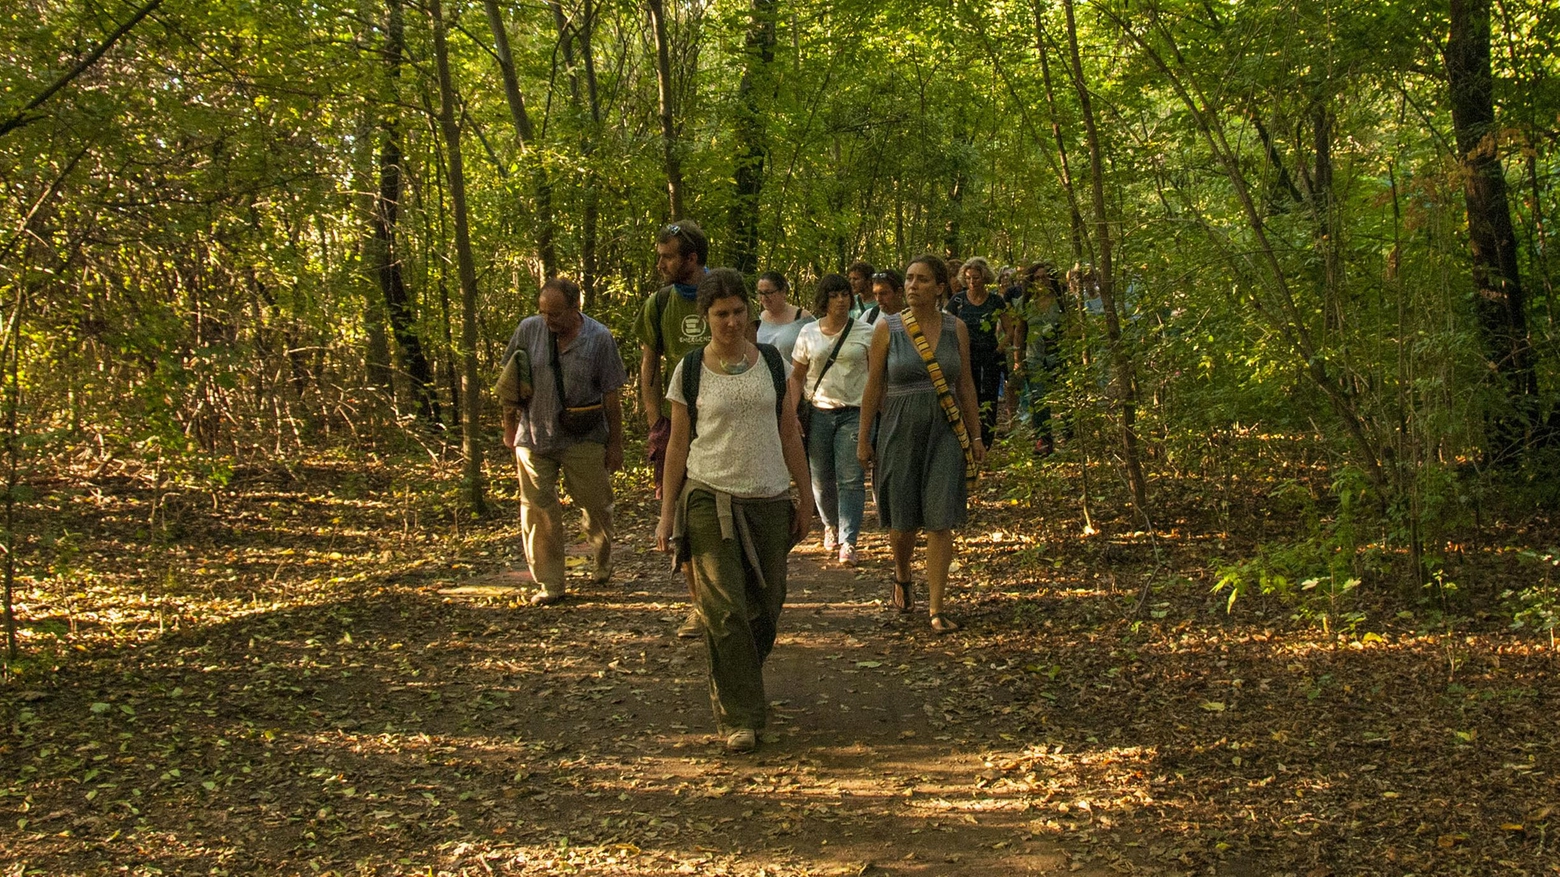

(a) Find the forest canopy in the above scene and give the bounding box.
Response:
[1,0,1558,620]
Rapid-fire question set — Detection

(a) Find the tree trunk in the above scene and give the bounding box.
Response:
[1033,3,1086,264]
[647,0,686,218]
[550,0,605,305]
[482,0,557,281]
[1062,0,1150,521]
[430,0,487,515]
[2,286,22,663]
[374,0,439,425]
[1447,0,1537,462]
[728,0,776,276]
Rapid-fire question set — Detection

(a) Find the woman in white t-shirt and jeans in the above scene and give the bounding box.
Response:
[656,268,812,754]
[788,273,875,566]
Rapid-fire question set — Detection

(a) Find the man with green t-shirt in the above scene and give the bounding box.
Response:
[637,220,712,638]
[637,220,712,488]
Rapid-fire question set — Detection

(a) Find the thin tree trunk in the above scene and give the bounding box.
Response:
[1111,0,1389,498]
[1062,0,1149,520]
[2,286,22,664]
[1447,0,1537,461]
[375,0,439,424]
[729,0,776,276]
[647,0,686,218]
[550,0,605,304]
[482,0,557,280]
[430,0,487,515]
[1034,2,1086,264]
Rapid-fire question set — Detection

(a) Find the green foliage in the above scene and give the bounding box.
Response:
[1505,548,1560,638]
[0,0,1556,626]
[1214,467,1386,630]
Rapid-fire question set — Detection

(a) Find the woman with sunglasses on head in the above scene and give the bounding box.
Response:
[755,271,813,363]
[656,268,812,754]
[857,256,984,633]
[789,274,875,566]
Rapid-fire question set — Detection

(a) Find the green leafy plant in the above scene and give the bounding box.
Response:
[1504,549,1560,645]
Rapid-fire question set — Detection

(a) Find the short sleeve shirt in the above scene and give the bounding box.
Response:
[635,286,710,416]
[945,292,1007,359]
[667,356,790,498]
[502,315,627,454]
[791,319,873,409]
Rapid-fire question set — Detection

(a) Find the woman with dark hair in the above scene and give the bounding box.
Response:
[945,255,1010,445]
[857,256,984,633]
[755,271,813,362]
[655,268,812,754]
[789,274,874,565]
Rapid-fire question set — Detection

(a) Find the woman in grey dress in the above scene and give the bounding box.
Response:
[856,255,984,632]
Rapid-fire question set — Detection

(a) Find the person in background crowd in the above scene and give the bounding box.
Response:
[1015,261,1066,457]
[790,274,874,566]
[944,256,1010,445]
[997,264,1024,422]
[501,278,626,606]
[846,261,880,321]
[656,268,811,754]
[636,220,712,638]
[999,265,1023,304]
[756,271,813,362]
[871,269,905,316]
[945,258,965,308]
[857,255,984,634]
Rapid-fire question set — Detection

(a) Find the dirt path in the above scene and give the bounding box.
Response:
[7,462,1558,876]
[0,506,1100,877]
[438,526,1097,876]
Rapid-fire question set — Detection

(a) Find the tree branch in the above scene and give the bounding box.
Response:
[0,0,169,139]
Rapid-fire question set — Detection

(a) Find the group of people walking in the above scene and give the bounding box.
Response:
[500,218,1061,754]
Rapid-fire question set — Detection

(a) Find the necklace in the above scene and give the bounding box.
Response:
[714,348,751,374]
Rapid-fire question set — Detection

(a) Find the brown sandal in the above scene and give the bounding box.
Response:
[929,614,961,633]
[891,578,913,613]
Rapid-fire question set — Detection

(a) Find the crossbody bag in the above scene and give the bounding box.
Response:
[899,309,977,487]
[550,331,606,437]
[800,318,854,440]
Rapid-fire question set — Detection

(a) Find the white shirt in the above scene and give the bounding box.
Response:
[792,319,873,409]
[667,357,791,499]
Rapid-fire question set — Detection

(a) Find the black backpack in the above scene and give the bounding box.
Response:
[678,343,788,439]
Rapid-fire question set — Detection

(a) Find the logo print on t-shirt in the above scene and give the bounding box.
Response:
[681,314,707,344]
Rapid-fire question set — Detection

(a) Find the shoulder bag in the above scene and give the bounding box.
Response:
[551,331,606,437]
[800,318,854,441]
[899,310,977,488]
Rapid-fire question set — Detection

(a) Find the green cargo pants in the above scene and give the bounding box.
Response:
[683,488,793,735]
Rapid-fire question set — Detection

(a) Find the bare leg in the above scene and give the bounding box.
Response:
[888,528,916,582]
[925,529,954,618]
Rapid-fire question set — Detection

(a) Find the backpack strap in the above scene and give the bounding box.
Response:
[652,286,673,354]
[757,343,787,424]
[681,343,788,441]
[679,346,705,438]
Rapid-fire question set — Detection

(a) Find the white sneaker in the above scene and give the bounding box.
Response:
[838,544,858,566]
[822,526,837,552]
[724,728,757,753]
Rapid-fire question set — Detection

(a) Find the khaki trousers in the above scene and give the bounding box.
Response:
[516,443,615,596]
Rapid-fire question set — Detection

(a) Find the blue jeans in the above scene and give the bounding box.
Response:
[806,405,864,548]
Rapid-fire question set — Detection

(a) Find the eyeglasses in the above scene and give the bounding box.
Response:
[871,272,890,281]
